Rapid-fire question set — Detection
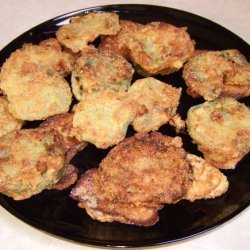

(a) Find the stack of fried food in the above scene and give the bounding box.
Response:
[0,11,249,226]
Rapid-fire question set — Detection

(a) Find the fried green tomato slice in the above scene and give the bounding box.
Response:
[0,96,24,137]
[71,47,134,100]
[128,77,184,132]
[99,132,193,204]
[72,90,137,149]
[56,12,120,53]
[99,20,144,60]
[183,50,250,101]
[0,128,66,200]
[127,22,195,76]
[187,98,250,169]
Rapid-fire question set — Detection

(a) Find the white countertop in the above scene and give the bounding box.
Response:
[0,1,249,249]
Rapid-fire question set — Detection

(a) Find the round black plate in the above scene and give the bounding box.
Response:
[0,4,249,248]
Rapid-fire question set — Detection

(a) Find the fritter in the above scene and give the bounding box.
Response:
[187,98,250,169]
[0,96,24,137]
[72,90,137,149]
[185,154,229,201]
[71,168,162,226]
[128,77,184,132]
[0,128,66,200]
[40,113,88,162]
[71,47,134,100]
[56,12,120,53]
[99,20,144,60]
[127,22,195,76]
[99,132,193,204]
[183,50,250,101]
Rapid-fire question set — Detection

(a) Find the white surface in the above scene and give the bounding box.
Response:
[0,0,249,249]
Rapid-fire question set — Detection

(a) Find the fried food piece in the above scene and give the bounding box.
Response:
[99,20,144,60]
[186,98,250,169]
[0,128,66,200]
[183,50,250,101]
[128,77,184,132]
[0,43,72,120]
[71,168,162,226]
[127,22,195,76]
[185,154,229,201]
[72,90,136,149]
[0,96,24,137]
[99,132,193,204]
[56,12,120,53]
[40,113,88,162]
[71,47,134,100]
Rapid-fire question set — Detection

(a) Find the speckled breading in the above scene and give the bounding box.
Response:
[99,20,144,60]
[71,47,134,100]
[72,90,137,149]
[185,154,229,201]
[0,128,66,200]
[71,168,162,226]
[0,96,24,137]
[183,50,250,101]
[128,77,184,132]
[127,22,195,76]
[99,132,193,204]
[0,43,72,120]
[186,98,250,169]
[56,12,120,53]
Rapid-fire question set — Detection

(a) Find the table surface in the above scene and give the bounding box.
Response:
[0,0,249,250]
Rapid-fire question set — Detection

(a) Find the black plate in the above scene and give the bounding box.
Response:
[0,4,249,248]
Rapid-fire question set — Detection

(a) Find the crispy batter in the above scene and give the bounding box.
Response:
[183,50,250,101]
[72,90,137,149]
[185,154,229,201]
[71,46,134,100]
[0,128,66,200]
[186,98,250,169]
[71,168,162,226]
[0,96,24,137]
[127,22,195,76]
[56,12,120,53]
[128,77,184,132]
[99,132,193,204]
[99,20,144,60]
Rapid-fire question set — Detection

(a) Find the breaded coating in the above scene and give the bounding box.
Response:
[128,77,184,132]
[127,22,195,76]
[71,47,134,100]
[187,98,250,169]
[0,128,66,200]
[99,20,144,60]
[183,50,250,101]
[71,168,162,226]
[56,12,120,53]
[185,154,229,201]
[0,43,72,120]
[99,132,193,204]
[72,90,136,149]
[0,96,24,137]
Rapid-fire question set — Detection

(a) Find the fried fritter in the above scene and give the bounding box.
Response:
[56,12,120,53]
[186,98,250,169]
[99,132,193,204]
[0,128,66,200]
[183,50,250,101]
[71,47,134,100]
[71,168,162,226]
[127,22,195,76]
[128,77,184,132]
[72,90,137,149]
[185,154,229,201]
[99,20,144,60]
[0,96,24,137]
